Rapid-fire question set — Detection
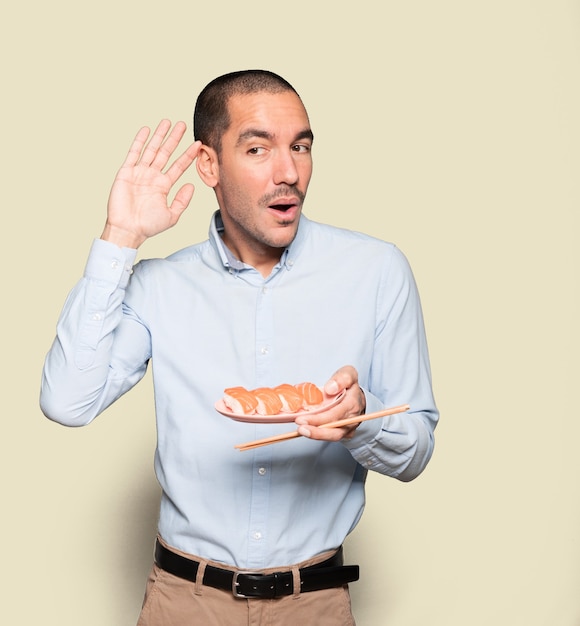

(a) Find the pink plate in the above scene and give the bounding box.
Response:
[215,390,346,424]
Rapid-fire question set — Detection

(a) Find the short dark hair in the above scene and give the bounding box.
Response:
[193,70,300,154]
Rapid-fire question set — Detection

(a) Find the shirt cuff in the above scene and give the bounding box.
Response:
[84,238,138,289]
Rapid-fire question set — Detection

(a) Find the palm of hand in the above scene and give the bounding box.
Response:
[102,120,201,248]
[108,163,180,241]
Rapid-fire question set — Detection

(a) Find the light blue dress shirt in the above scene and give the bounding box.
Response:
[41,212,438,569]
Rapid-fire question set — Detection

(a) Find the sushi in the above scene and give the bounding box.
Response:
[222,382,326,416]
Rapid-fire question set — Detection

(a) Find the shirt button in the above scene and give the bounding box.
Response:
[111,259,119,269]
[261,286,268,294]
[258,467,266,476]
[260,346,269,355]
[253,531,262,540]
[91,313,102,321]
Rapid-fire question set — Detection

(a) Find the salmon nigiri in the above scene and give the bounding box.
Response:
[252,387,283,416]
[294,382,324,409]
[223,386,258,415]
[274,384,305,413]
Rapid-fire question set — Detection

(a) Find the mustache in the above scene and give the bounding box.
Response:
[260,186,305,206]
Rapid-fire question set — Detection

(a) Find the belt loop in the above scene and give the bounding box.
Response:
[194,560,207,596]
[291,566,301,599]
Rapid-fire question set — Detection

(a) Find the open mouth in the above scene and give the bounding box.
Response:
[269,203,294,212]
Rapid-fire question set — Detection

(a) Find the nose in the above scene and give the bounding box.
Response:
[272,149,299,186]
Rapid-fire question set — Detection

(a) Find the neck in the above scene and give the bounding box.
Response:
[220,230,283,278]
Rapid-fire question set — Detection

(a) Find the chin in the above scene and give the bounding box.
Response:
[268,226,298,248]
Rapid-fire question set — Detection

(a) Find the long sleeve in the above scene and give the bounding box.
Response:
[40,239,149,426]
[38,214,439,567]
[343,245,438,482]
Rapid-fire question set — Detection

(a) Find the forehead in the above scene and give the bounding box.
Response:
[224,91,311,140]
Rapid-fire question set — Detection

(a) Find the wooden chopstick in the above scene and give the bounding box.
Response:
[235,403,410,451]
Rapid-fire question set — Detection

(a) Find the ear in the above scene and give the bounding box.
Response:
[196,144,219,188]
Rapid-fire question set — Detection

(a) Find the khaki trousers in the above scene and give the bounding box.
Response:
[136,540,356,626]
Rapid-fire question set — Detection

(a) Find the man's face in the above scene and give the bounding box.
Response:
[213,90,313,270]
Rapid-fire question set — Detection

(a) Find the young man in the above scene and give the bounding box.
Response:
[41,70,438,625]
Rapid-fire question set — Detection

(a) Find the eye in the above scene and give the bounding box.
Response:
[291,144,311,153]
[247,146,266,155]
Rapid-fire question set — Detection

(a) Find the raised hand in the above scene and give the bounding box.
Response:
[102,120,201,248]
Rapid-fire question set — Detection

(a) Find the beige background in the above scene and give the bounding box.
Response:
[2,0,579,624]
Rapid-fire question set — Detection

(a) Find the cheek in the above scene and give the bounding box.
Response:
[221,171,252,202]
[299,161,313,186]
[226,163,261,187]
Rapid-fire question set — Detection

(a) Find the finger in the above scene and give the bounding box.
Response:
[295,383,363,432]
[122,126,151,167]
[323,365,358,396]
[139,119,173,166]
[297,423,353,442]
[165,141,202,185]
[168,183,196,220]
[150,121,189,171]
[295,403,353,429]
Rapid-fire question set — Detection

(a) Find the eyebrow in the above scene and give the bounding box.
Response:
[236,128,314,146]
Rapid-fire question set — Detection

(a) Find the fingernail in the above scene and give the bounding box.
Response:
[298,426,311,438]
[325,380,339,395]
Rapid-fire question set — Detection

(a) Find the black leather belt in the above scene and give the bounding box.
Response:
[155,539,359,599]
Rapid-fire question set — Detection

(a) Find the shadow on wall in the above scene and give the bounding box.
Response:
[109,478,161,624]
[345,523,399,622]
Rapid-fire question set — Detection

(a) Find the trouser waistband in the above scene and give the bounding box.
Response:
[154,539,360,599]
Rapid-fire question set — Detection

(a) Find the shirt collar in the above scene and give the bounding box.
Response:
[208,210,309,276]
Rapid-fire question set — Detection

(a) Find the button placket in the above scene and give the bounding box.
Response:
[254,282,274,383]
[247,281,278,567]
[247,455,271,565]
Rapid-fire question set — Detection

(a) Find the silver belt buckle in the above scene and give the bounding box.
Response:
[232,571,258,598]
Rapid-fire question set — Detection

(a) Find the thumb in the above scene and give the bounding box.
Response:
[324,378,340,395]
[323,365,359,396]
